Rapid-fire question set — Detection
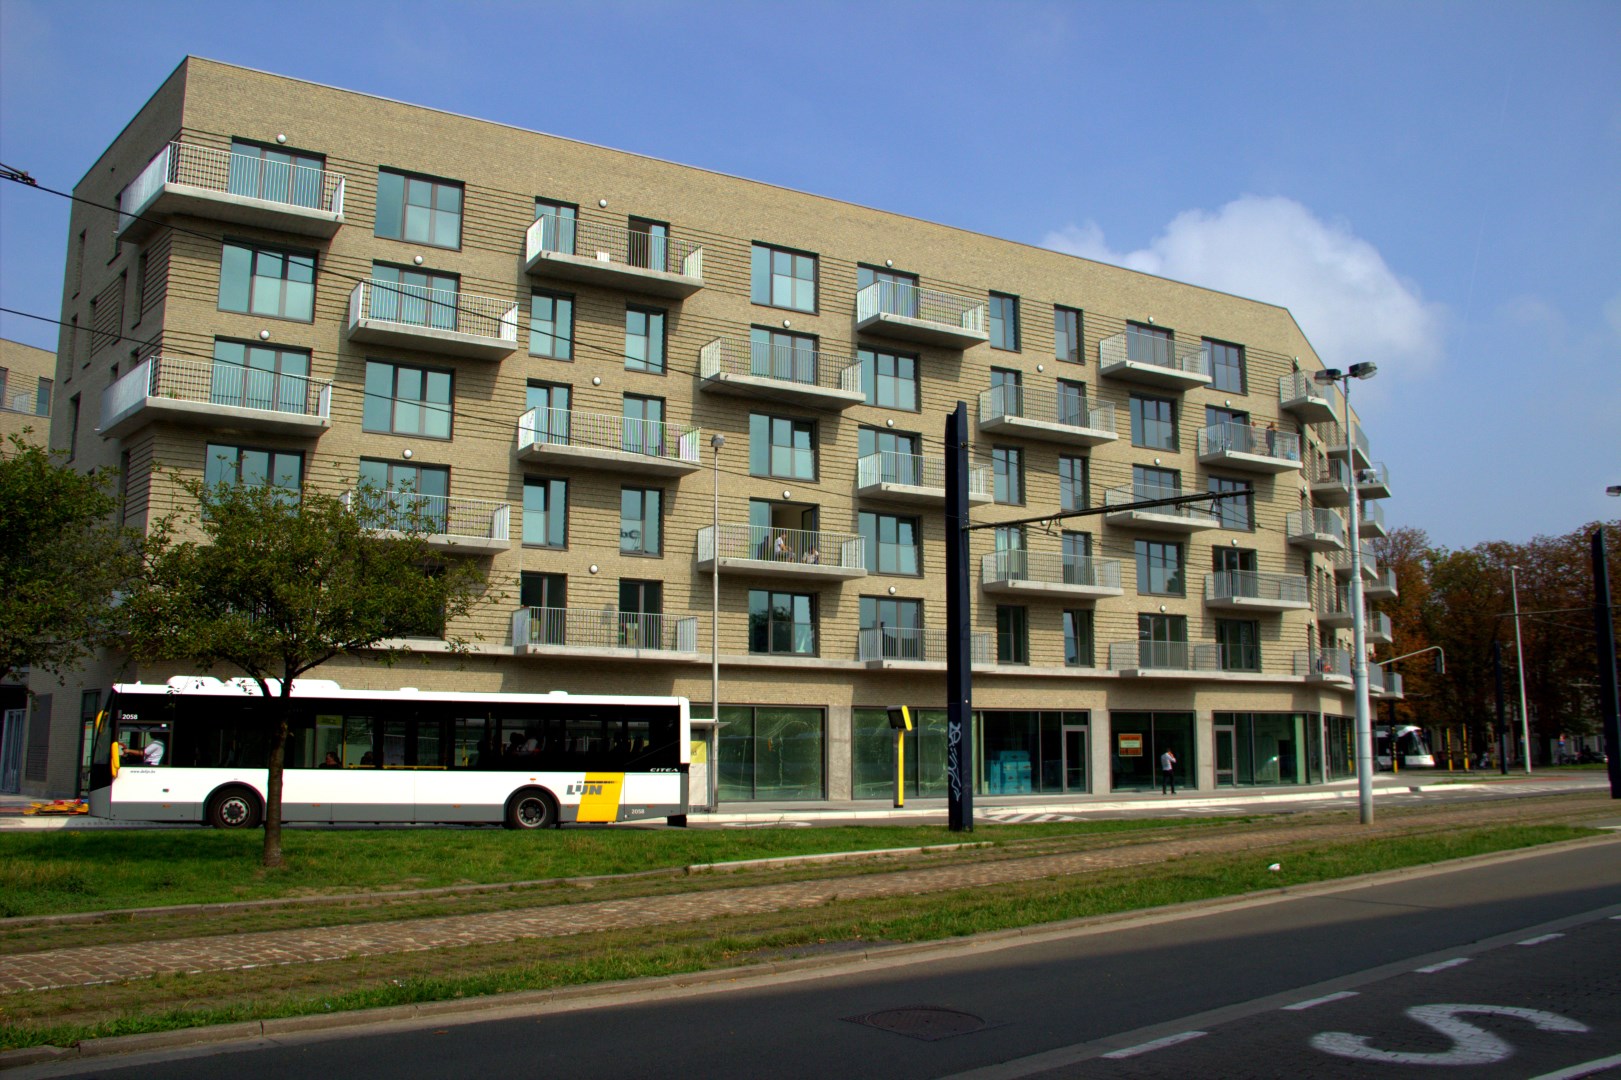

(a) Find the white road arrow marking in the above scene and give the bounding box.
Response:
[1312,1004,1589,1066]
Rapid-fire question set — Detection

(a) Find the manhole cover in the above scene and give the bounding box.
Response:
[844,1005,991,1042]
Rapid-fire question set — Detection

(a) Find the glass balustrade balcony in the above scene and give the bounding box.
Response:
[515,407,701,476]
[854,281,988,348]
[1364,568,1400,599]
[1278,371,1338,423]
[1286,508,1347,552]
[99,356,331,440]
[1359,500,1387,539]
[857,627,995,667]
[117,141,345,243]
[1366,611,1393,644]
[976,383,1117,446]
[697,338,863,409]
[1107,640,1221,673]
[524,216,703,298]
[1315,420,1372,468]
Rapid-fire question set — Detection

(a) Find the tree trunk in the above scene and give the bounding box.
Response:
[263,694,290,869]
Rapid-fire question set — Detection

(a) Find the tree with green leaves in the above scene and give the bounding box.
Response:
[124,478,491,868]
[0,433,139,686]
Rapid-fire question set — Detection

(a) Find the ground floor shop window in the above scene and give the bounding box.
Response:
[717,705,824,800]
[851,707,948,799]
[974,710,1090,795]
[1326,714,1355,780]
[1109,711,1194,792]
[1214,712,1319,785]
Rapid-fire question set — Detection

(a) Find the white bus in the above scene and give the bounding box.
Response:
[88,678,689,829]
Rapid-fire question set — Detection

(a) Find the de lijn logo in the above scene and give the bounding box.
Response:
[567,782,607,796]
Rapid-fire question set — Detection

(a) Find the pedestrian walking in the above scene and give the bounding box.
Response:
[1159,747,1177,794]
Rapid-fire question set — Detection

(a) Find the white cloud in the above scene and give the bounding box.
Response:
[1042,196,1445,377]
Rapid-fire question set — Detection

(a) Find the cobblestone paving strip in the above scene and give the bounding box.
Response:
[0,803,1587,995]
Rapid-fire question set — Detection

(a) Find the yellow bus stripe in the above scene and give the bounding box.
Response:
[576,773,625,823]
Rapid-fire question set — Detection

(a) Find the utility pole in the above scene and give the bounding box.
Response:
[944,402,973,831]
[1593,529,1620,798]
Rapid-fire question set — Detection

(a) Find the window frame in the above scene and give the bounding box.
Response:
[624,305,667,375]
[1130,393,1178,450]
[375,167,464,250]
[750,242,819,313]
[996,604,1030,665]
[362,358,453,440]
[1134,538,1186,597]
[857,345,919,410]
[1054,305,1083,364]
[992,445,1025,505]
[522,475,569,549]
[1059,455,1089,512]
[748,589,819,656]
[1063,609,1095,667]
[619,486,664,557]
[989,292,1021,351]
[749,412,818,481]
[1216,618,1262,672]
[858,510,922,576]
[1205,337,1248,395]
[529,289,575,360]
[204,442,304,496]
[1207,474,1254,531]
[218,240,317,322]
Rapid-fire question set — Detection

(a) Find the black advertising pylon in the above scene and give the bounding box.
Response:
[945,402,973,831]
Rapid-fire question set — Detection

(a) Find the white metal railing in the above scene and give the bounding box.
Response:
[1287,508,1346,544]
[1295,648,1352,678]
[119,141,345,232]
[516,407,699,465]
[858,626,941,663]
[1279,371,1337,409]
[526,215,703,279]
[698,523,864,570]
[978,382,1116,434]
[1331,547,1379,577]
[344,489,510,542]
[855,281,987,334]
[1204,570,1309,605]
[511,607,698,654]
[857,451,992,498]
[1108,640,1220,671]
[0,379,49,416]
[1098,330,1210,377]
[349,279,519,344]
[981,550,1122,590]
[1104,484,1220,525]
[1315,419,1371,461]
[101,356,330,430]
[1197,422,1301,463]
[698,337,861,394]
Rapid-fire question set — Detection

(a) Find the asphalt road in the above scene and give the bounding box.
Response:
[24,836,1620,1080]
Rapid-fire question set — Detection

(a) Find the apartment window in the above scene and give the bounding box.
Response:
[749,413,816,480]
[115,271,128,336]
[996,605,1029,664]
[1064,609,1095,667]
[228,140,325,207]
[363,360,451,438]
[72,230,85,296]
[1214,546,1258,577]
[990,293,1021,351]
[1135,539,1185,596]
[116,449,130,527]
[858,265,919,317]
[371,263,457,330]
[375,168,462,248]
[628,217,669,270]
[858,346,917,410]
[533,198,577,255]
[1208,475,1253,531]
[860,596,924,660]
[620,487,663,555]
[1130,394,1177,450]
[749,590,817,655]
[132,252,148,326]
[1126,322,1174,364]
[213,340,311,415]
[205,443,303,496]
[1059,455,1089,511]
[1138,613,1188,668]
[622,394,666,456]
[35,377,53,417]
[625,306,666,374]
[995,524,1027,554]
[529,290,574,359]
[66,394,80,461]
[989,367,1022,417]
[859,427,922,485]
[1133,464,1180,500]
[218,242,315,321]
[1054,305,1083,364]
[1057,378,1088,427]
[750,327,818,384]
[359,460,449,530]
[859,511,921,575]
[522,476,568,548]
[620,580,664,648]
[525,382,571,444]
[1062,531,1093,585]
[750,243,817,312]
[520,572,566,645]
[1217,619,1261,672]
[993,445,1024,504]
[1206,338,1247,394]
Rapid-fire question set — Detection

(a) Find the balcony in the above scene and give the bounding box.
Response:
[344,489,511,554]
[854,281,988,349]
[1359,500,1387,539]
[976,383,1117,447]
[1308,458,1363,507]
[1097,331,1211,390]
[1196,422,1302,474]
[1358,462,1393,501]
[346,279,519,360]
[696,523,865,580]
[1316,585,1357,629]
[117,141,345,243]
[511,607,700,662]
[1296,648,1352,683]
[1315,420,1372,468]
[1278,371,1338,424]
[99,356,331,440]
[857,627,994,669]
[1203,571,1310,612]
[1103,484,1219,533]
[980,550,1124,600]
[515,407,701,476]
[1107,640,1221,674]
[856,451,992,506]
[698,337,864,410]
[1367,611,1393,644]
[524,216,703,298]
[1286,508,1346,552]
[1364,568,1400,600]
[1332,548,1379,580]
[1374,671,1405,701]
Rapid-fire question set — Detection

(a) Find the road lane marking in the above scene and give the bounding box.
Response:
[1284,991,1358,1011]
[1415,957,1471,973]
[1517,933,1566,946]
[1314,1004,1588,1066]
[1100,1031,1206,1059]
[1528,1051,1621,1079]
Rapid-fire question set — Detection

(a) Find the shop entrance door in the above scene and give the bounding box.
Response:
[1215,725,1237,786]
[1062,726,1088,793]
[0,709,23,793]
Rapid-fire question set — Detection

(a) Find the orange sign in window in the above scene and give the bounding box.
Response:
[1118,733,1144,758]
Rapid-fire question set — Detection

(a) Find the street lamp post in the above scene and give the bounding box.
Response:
[1316,362,1378,824]
[710,433,725,783]
[1510,565,1532,773]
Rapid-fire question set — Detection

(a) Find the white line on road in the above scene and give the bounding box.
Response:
[1415,957,1472,973]
[1283,991,1358,1011]
[1527,1051,1621,1079]
[1517,933,1566,946]
[1101,1031,1207,1059]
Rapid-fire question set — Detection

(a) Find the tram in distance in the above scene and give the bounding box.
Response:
[1375,723,1436,769]
[88,678,691,829]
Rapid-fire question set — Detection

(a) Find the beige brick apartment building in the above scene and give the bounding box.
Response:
[25,57,1399,803]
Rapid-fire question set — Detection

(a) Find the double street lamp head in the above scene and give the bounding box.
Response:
[1607,485,1621,497]
[1313,363,1378,384]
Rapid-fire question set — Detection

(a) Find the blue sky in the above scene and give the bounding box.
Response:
[2,0,1616,549]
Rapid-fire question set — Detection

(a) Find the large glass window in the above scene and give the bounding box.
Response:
[858,511,920,575]
[851,706,947,799]
[1208,475,1253,530]
[996,605,1029,664]
[1217,619,1261,672]
[859,596,923,660]
[228,140,325,208]
[751,243,817,312]
[529,290,574,359]
[363,360,451,438]
[525,382,571,445]
[519,572,566,644]
[990,292,1021,351]
[1206,338,1247,394]
[204,444,302,496]
[218,242,315,321]
[1135,539,1185,596]
[1060,455,1089,511]
[522,476,567,548]
[375,169,462,248]
[628,217,669,270]
[1064,609,1095,667]
[1130,394,1177,450]
[748,590,817,655]
[993,445,1024,504]
[620,487,662,555]
[1137,613,1187,668]
[1057,378,1087,426]
[859,346,917,409]
[1062,531,1093,585]
[859,427,922,486]
[370,264,457,330]
[211,340,311,415]
[1133,464,1180,500]
[749,327,818,384]
[624,306,666,374]
[749,413,816,479]
[717,705,825,801]
[1126,322,1173,365]
[977,710,1091,795]
[356,459,448,532]
[533,198,577,255]
[1216,713,1314,786]
[857,265,919,317]
[1109,711,1194,792]
[1054,305,1082,364]
[622,394,665,456]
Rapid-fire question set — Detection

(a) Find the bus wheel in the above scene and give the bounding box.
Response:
[206,786,263,830]
[504,789,557,830]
